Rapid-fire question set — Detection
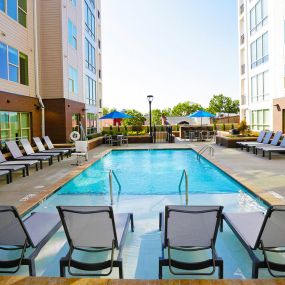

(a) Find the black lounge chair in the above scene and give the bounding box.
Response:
[222,206,285,278]
[33,137,69,159]
[0,150,39,175]
[6,141,51,169]
[237,130,266,150]
[57,206,134,278]
[20,139,61,163]
[0,164,26,181]
[255,135,285,160]
[158,205,224,279]
[0,206,61,275]
[43,136,75,154]
[0,170,11,184]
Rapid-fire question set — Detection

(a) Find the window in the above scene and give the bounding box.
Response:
[1,0,27,27]
[250,32,268,68]
[251,109,269,130]
[84,1,95,39]
[85,75,96,105]
[68,19,77,49]
[69,66,78,94]
[85,38,96,73]
[250,0,268,33]
[251,70,269,102]
[0,41,29,85]
[19,52,28,85]
[70,0,76,6]
[72,114,80,132]
[87,113,97,135]
[0,111,30,147]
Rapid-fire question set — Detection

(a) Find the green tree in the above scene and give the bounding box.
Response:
[123,109,146,126]
[207,94,240,114]
[151,109,162,125]
[102,107,116,115]
[172,101,204,116]
[161,108,172,116]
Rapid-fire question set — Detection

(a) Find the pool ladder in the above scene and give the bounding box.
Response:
[109,170,122,205]
[197,145,214,161]
[179,169,189,205]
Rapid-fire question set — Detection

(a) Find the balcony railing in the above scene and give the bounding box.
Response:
[240,34,245,45]
[241,64,245,75]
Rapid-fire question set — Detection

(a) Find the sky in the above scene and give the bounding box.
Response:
[101,0,239,113]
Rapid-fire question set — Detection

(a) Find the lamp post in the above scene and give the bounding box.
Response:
[147,95,154,142]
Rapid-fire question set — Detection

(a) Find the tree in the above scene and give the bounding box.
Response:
[207,94,240,114]
[102,107,116,115]
[151,109,162,125]
[172,101,204,116]
[161,108,172,116]
[123,109,146,126]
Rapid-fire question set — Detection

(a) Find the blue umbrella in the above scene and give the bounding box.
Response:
[100,111,133,120]
[187,110,215,126]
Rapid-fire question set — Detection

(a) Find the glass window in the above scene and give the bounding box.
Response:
[87,113,97,135]
[262,0,268,19]
[70,0,76,6]
[251,41,256,66]
[85,38,96,73]
[69,66,78,94]
[257,73,263,98]
[85,75,96,105]
[8,46,18,82]
[256,1,262,25]
[18,0,27,27]
[7,0,17,21]
[263,71,269,97]
[250,8,255,31]
[19,52,28,85]
[263,32,268,57]
[256,37,262,61]
[251,109,270,130]
[85,1,95,39]
[72,114,80,132]
[0,0,5,12]
[68,19,77,49]
[0,42,8,80]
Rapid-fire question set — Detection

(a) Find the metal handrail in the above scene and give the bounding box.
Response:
[108,170,122,205]
[178,169,189,205]
[197,145,214,161]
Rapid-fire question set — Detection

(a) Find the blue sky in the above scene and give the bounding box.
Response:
[101,0,239,113]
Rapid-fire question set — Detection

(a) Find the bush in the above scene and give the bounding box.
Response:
[222,124,226,131]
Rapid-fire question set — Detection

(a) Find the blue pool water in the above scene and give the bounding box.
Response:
[59,149,244,195]
[3,149,274,279]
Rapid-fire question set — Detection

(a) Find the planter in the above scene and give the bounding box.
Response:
[88,137,104,150]
[216,135,257,148]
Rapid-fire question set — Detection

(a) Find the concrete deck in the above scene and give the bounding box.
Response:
[0,141,285,214]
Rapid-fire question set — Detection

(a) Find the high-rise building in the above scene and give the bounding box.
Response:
[0,0,102,144]
[238,0,285,132]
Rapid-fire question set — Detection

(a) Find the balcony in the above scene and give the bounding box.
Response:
[240,3,244,15]
[241,64,245,75]
[240,34,245,45]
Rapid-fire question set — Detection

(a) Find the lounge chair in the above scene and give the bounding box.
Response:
[57,206,134,278]
[33,137,70,159]
[222,206,285,278]
[0,164,26,181]
[0,170,11,184]
[20,139,61,163]
[43,136,75,154]
[237,130,266,150]
[243,131,273,153]
[0,206,61,275]
[0,150,39,175]
[255,135,285,160]
[6,141,51,169]
[158,205,224,279]
[71,141,88,165]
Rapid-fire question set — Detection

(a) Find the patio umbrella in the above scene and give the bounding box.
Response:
[100,111,133,120]
[187,110,215,126]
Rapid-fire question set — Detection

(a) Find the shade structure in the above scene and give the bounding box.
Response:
[187,110,215,126]
[99,111,133,120]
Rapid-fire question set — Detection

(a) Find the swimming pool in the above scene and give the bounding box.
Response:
[4,149,274,279]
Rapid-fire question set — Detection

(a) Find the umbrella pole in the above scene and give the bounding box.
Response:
[201,117,202,127]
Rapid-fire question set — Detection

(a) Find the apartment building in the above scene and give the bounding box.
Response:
[239,0,285,132]
[0,0,102,144]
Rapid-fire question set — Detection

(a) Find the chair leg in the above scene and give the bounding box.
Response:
[269,152,271,160]
[26,166,29,176]
[118,261,123,279]
[252,263,259,279]
[60,259,66,277]
[217,259,223,279]
[158,259,164,279]
[40,161,43,169]
[130,213,134,232]
[22,168,26,177]
[28,260,36,276]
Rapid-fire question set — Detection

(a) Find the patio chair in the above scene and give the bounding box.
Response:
[0,206,61,276]
[33,137,69,159]
[20,139,61,163]
[110,135,120,146]
[71,141,88,165]
[0,150,39,175]
[0,164,26,181]
[222,206,285,278]
[240,131,273,153]
[254,132,283,157]
[254,136,285,160]
[6,141,51,169]
[43,136,75,154]
[57,206,134,278]
[237,130,266,150]
[158,205,224,279]
[121,135,128,145]
[0,170,11,184]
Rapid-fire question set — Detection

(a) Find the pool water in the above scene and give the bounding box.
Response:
[3,149,278,279]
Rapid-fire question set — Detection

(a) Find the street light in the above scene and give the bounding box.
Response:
[147,95,154,142]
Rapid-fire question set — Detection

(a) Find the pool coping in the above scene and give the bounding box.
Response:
[16,145,275,216]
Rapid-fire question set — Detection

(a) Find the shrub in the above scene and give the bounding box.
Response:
[222,124,226,131]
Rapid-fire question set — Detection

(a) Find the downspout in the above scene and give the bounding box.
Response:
[33,0,45,136]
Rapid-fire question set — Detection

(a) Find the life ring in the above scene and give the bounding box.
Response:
[70,131,80,141]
